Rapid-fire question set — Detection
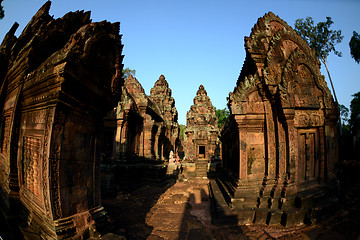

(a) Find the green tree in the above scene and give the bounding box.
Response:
[350,92,360,135]
[0,0,4,19]
[339,104,349,124]
[179,124,186,140]
[122,67,135,79]
[339,104,350,135]
[295,17,343,104]
[350,31,360,64]
[215,107,230,129]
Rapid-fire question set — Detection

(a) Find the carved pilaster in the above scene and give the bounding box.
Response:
[49,108,66,220]
[115,109,129,159]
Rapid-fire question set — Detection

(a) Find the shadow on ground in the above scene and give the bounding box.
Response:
[102,179,176,240]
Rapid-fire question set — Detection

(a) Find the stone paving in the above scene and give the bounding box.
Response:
[102,178,360,240]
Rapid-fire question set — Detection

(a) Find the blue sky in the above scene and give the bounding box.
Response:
[1,0,359,124]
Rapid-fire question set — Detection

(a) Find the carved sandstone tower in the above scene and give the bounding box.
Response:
[150,75,180,159]
[0,2,124,238]
[101,75,180,189]
[111,74,179,162]
[212,12,338,226]
[184,85,220,178]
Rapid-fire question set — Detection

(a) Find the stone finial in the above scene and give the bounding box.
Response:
[153,74,169,88]
[196,85,207,96]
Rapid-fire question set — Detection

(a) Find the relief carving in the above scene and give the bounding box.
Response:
[23,136,41,197]
[42,108,53,215]
[0,110,12,155]
[50,109,65,219]
[295,111,324,127]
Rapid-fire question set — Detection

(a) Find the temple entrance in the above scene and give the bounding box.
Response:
[298,129,320,184]
[199,145,205,159]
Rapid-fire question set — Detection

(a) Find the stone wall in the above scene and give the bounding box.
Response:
[0,2,124,238]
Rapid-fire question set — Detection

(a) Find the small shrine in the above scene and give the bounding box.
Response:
[183,85,220,178]
[211,12,339,226]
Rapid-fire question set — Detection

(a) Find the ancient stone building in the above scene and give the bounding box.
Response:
[106,74,179,162]
[0,2,124,239]
[183,85,220,178]
[149,75,180,158]
[101,75,180,187]
[211,12,339,226]
[114,74,164,161]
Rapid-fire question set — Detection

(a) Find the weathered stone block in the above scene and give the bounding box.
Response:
[254,208,268,224]
[266,211,283,225]
[237,209,255,225]
[282,209,306,227]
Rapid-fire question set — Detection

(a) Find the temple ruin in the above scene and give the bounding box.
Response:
[210,12,339,226]
[149,75,180,159]
[0,2,124,239]
[182,85,220,178]
[101,74,180,189]
[0,3,344,239]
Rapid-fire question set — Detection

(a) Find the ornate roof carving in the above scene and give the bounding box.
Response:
[186,85,218,133]
[229,12,336,115]
[150,75,178,123]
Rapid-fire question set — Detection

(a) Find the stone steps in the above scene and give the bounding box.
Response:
[209,177,340,227]
[209,179,238,225]
[195,160,208,178]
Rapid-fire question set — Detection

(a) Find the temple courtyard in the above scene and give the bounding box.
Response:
[1,2,360,239]
[100,176,360,240]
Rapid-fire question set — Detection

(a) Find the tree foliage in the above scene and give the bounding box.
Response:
[215,107,230,129]
[339,104,350,135]
[350,92,360,134]
[295,17,343,62]
[122,67,136,79]
[179,124,186,140]
[0,0,4,19]
[339,104,349,124]
[294,16,343,104]
[350,31,360,64]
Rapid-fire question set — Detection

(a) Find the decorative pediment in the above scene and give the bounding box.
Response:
[230,12,336,114]
[149,75,178,123]
[186,85,218,133]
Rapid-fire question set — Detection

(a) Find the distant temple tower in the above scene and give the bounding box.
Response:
[110,74,179,161]
[101,75,180,190]
[150,75,180,158]
[183,85,220,178]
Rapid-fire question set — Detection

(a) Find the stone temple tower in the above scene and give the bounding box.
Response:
[150,75,180,158]
[183,85,220,178]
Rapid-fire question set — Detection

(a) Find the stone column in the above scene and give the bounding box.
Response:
[239,129,247,180]
[264,100,276,180]
[154,123,161,160]
[138,106,147,158]
[318,125,326,183]
[142,118,154,160]
[324,114,338,181]
[115,110,129,159]
[283,109,298,197]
